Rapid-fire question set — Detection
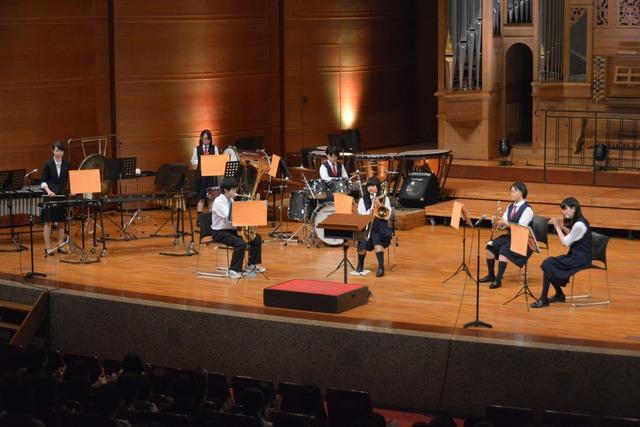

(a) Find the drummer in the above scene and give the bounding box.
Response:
[190,129,219,222]
[319,145,349,181]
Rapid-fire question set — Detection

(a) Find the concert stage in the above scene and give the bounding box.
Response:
[1,212,640,418]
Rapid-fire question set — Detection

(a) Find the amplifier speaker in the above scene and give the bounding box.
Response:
[398,173,440,208]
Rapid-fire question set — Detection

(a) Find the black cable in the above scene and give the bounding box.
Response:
[434,224,477,412]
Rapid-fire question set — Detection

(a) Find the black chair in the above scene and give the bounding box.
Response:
[278,381,327,425]
[272,409,319,427]
[232,375,276,405]
[542,409,592,427]
[519,214,550,284]
[485,404,536,427]
[101,357,122,376]
[207,372,232,407]
[0,343,24,372]
[602,416,640,426]
[208,411,261,427]
[197,212,233,278]
[63,352,103,383]
[127,410,192,427]
[569,231,611,306]
[60,411,121,427]
[326,387,373,427]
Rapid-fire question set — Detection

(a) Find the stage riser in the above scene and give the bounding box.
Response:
[11,283,634,419]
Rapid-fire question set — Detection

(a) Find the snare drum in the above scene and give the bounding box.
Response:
[328,178,352,194]
[287,190,317,221]
[306,179,328,200]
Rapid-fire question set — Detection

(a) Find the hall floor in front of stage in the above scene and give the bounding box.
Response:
[1,211,639,355]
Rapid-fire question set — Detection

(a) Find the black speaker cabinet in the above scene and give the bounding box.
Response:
[399,173,440,208]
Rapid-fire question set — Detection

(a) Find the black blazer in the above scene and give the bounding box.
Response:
[41,157,70,195]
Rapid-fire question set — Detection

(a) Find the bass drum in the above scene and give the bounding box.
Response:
[79,153,111,194]
[222,146,271,200]
[311,202,343,246]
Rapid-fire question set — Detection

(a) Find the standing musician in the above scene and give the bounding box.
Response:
[531,197,591,308]
[211,178,265,279]
[190,129,219,220]
[40,141,70,256]
[479,182,534,289]
[356,177,393,277]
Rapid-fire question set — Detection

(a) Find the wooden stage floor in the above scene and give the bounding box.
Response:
[1,211,640,355]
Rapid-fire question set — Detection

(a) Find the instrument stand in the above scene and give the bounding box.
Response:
[464,226,492,329]
[503,272,536,310]
[283,218,317,248]
[158,199,197,257]
[60,200,100,265]
[442,222,476,284]
[0,170,27,252]
[23,176,45,279]
[268,182,292,239]
[326,240,356,284]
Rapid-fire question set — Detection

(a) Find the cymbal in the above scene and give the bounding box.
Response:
[270,177,303,186]
[289,166,316,173]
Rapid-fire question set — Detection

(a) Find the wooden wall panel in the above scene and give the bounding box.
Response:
[0,0,110,173]
[114,0,280,169]
[284,0,421,154]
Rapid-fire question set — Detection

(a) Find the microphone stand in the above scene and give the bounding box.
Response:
[24,175,46,279]
[464,223,492,329]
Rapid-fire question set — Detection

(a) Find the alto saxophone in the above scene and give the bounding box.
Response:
[488,201,503,244]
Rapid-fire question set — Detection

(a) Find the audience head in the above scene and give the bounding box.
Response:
[117,372,141,406]
[192,367,208,409]
[1,374,35,413]
[122,352,145,375]
[22,348,47,375]
[170,371,197,414]
[31,374,58,411]
[240,386,266,418]
[428,414,458,427]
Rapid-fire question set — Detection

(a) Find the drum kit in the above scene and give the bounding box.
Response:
[284,171,361,247]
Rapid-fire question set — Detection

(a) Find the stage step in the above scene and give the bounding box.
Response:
[0,292,49,346]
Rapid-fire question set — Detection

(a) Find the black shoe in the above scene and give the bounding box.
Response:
[549,293,566,303]
[376,268,384,277]
[44,248,55,257]
[355,265,363,273]
[488,280,502,289]
[479,274,495,283]
[531,299,549,308]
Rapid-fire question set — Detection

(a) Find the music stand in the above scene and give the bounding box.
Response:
[156,164,197,256]
[60,169,101,264]
[0,169,27,252]
[503,224,541,309]
[24,171,46,279]
[318,213,371,284]
[443,201,475,284]
[232,200,269,280]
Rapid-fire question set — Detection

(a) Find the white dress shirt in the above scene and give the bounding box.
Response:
[563,221,587,247]
[357,195,391,215]
[191,145,219,167]
[211,193,234,230]
[40,157,62,190]
[319,161,348,181]
[503,199,533,228]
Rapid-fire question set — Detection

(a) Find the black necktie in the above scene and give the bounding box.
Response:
[228,201,232,222]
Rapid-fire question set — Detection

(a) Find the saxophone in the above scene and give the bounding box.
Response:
[241,157,270,242]
[487,201,503,244]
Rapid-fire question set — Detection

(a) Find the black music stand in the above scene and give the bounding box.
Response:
[503,224,540,309]
[463,222,492,329]
[0,169,27,252]
[154,164,197,256]
[318,214,371,284]
[24,172,46,279]
[442,203,476,285]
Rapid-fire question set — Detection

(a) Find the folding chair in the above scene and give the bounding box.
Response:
[569,231,611,306]
[196,212,233,278]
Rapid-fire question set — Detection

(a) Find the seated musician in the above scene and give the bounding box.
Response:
[479,182,534,289]
[531,197,591,308]
[356,177,393,277]
[40,141,70,256]
[319,145,348,181]
[211,178,265,279]
[190,129,219,221]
